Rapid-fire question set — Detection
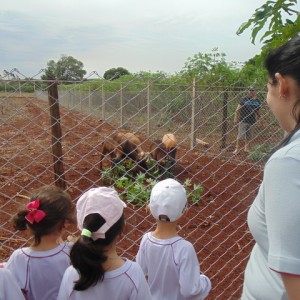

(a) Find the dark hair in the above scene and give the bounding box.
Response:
[70,213,125,291]
[14,185,76,246]
[265,35,300,149]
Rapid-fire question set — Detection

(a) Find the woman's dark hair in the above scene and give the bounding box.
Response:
[70,213,125,291]
[14,185,76,246]
[265,35,300,149]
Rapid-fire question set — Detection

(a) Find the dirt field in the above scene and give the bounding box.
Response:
[0,97,263,299]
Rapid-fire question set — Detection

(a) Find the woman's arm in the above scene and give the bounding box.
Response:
[281,273,300,300]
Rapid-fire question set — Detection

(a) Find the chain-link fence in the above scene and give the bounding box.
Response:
[0,76,283,299]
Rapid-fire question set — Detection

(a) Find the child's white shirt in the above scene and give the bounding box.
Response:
[136,232,211,300]
[0,268,24,300]
[57,258,151,300]
[6,242,72,300]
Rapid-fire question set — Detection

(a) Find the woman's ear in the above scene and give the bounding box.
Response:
[275,72,288,98]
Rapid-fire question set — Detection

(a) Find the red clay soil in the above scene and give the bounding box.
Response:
[0,97,263,299]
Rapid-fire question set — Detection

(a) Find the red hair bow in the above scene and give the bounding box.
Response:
[25,199,46,224]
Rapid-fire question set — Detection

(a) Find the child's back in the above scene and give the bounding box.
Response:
[6,185,75,300]
[59,258,149,299]
[58,187,151,300]
[7,242,72,300]
[136,178,211,300]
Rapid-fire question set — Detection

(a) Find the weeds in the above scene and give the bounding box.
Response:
[249,144,272,161]
[100,162,203,206]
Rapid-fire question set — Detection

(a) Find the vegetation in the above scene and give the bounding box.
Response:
[249,144,273,161]
[41,55,87,81]
[103,67,130,80]
[101,162,203,206]
[237,0,300,52]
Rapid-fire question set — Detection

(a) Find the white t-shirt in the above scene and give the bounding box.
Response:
[6,242,72,300]
[57,258,151,300]
[136,232,211,300]
[0,268,24,300]
[242,130,300,299]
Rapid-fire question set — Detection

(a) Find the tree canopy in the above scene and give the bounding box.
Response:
[103,67,130,80]
[41,55,87,81]
[237,0,300,50]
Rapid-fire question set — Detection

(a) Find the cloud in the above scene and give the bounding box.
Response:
[0,0,267,77]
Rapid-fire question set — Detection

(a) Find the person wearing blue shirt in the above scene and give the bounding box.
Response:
[233,87,261,153]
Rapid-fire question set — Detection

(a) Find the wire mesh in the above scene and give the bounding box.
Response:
[0,75,283,299]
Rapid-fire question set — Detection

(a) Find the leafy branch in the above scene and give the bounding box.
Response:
[237,0,300,46]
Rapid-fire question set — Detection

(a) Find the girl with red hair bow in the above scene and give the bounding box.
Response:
[5,185,76,300]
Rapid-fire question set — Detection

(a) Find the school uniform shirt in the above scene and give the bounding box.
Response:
[6,242,72,300]
[57,258,152,300]
[136,232,211,300]
[242,129,300,299]
[0,268,25,300]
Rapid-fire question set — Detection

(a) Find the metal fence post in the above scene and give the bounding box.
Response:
[190,77,196,149]
[147,80,151,136]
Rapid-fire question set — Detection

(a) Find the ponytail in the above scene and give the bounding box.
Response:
[70,213,125,291]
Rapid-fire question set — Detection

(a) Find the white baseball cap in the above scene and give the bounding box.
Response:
[149,178,187,222]
[76,187,126,240]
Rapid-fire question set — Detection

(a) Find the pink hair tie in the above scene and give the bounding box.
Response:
[25,199,46,224]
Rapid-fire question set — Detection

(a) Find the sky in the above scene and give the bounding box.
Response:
[0,0,274,78]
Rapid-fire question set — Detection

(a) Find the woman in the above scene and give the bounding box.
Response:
[242,36,300,299]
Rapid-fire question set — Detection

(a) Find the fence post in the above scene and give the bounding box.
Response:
[47,81,66,189]
[102,83,105,120]
[221,91,228,149]
[190,78,196,149]
[120,83,124,127]
[147,80,151,136]
[88,86,91,113]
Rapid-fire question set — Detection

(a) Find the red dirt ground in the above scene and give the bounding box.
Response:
[0,97,263,299]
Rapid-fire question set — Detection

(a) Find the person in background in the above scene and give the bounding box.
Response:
[136,178,211,300]
[57,187,151,300]
[242,35,300,300]
[5,185,76,300]
[0,268,25,300]
[233,87,261,153]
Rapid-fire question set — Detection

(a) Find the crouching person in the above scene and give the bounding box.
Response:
[136,178,211,299]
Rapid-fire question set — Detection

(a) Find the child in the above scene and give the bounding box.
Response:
[136,178,211,300]
[57,187,151,300]
[5,185,76,300]
[0,268,25,300]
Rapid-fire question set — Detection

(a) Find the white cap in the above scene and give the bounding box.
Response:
[76,187,126,240]
[149,178,187,222]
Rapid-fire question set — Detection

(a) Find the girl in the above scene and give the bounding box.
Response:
[57,187,151,300]
[242,36,300,299]
[6,185,76,300]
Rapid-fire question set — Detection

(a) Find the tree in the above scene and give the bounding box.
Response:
[103,67,130,80]
[42,55,87,81]
[237,0,300,50]
[180,48,240,85]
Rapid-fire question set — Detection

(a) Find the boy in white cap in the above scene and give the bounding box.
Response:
[58,187,151,300]
[136,178,211,300]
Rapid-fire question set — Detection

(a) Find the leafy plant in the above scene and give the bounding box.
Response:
[249,144,272,161]
[101,161,204,206]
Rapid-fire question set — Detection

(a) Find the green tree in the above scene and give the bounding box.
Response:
[103,67,130,80]
[180,48,240,85]
[237,0,300,49]
[42,55,87,81]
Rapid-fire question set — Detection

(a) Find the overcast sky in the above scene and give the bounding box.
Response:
[0,0,276,78]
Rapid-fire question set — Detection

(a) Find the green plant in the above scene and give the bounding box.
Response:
[249,144,272,161]
[101,162,204,207]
